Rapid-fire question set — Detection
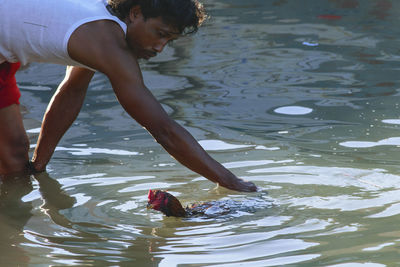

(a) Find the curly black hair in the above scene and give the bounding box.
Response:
[107,0,207,35]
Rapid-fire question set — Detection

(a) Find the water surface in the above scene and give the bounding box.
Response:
[5,0,400,266]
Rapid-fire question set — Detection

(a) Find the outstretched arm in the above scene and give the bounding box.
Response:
[67,20,257,192]
[110,69,257,192]
[31,66,95,171]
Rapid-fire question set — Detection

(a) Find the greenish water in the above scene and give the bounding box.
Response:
[4,0,400,266]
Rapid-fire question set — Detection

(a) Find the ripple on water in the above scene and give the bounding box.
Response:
[13,0,400,265]
[156,240,319,266]
[55,145,140,156]
[274,106,313,115]
[156,231,319,266]
[199,139,253,151]
[382,119,400,125]
[245,164,400,217]
[326,264,385,267]
[340,137,400,148]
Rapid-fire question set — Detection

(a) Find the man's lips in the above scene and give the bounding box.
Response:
[141,51,157,59]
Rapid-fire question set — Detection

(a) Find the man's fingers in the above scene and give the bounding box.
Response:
[227,179,258,192]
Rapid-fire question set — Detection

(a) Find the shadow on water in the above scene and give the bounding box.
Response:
[0,172,166,266]
[0,175,32,266]
[0,172,85,265]
[0,173,102,265]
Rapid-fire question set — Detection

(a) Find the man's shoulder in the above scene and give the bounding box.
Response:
[68,19,132,73]
[72,19,128,51]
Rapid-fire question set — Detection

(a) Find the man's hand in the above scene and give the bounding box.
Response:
[216,174,258,192]
[229,179,258,192]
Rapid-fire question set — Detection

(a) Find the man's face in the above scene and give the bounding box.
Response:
[126,8,180,60]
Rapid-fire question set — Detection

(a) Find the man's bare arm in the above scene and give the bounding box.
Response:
[31,66,95,171]
[67,20,257,192]
[109,70,256,191]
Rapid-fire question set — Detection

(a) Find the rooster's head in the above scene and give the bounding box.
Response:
[147,189,187,217]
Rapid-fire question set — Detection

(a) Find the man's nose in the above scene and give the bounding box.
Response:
[153,39,168,53]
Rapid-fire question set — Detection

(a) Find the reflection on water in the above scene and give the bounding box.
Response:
[4,0,400,265]
[274,105,313,115]
[0,176,32,266]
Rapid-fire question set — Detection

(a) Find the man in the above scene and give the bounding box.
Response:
[0,0,257,192]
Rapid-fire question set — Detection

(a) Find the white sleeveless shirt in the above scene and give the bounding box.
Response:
[0,0,127,68]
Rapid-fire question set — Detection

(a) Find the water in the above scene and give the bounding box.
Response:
[4,0,400,265]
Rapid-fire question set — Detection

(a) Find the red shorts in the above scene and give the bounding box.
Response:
[0,62,21,109]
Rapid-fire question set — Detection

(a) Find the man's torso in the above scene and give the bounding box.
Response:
[0,0,126,68]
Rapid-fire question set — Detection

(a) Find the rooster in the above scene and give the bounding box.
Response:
[147,189,257,217]
[147,189,187,217]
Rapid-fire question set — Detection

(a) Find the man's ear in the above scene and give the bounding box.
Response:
[129,6,142,22]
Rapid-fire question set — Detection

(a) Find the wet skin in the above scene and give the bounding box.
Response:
[25,6,258,192]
